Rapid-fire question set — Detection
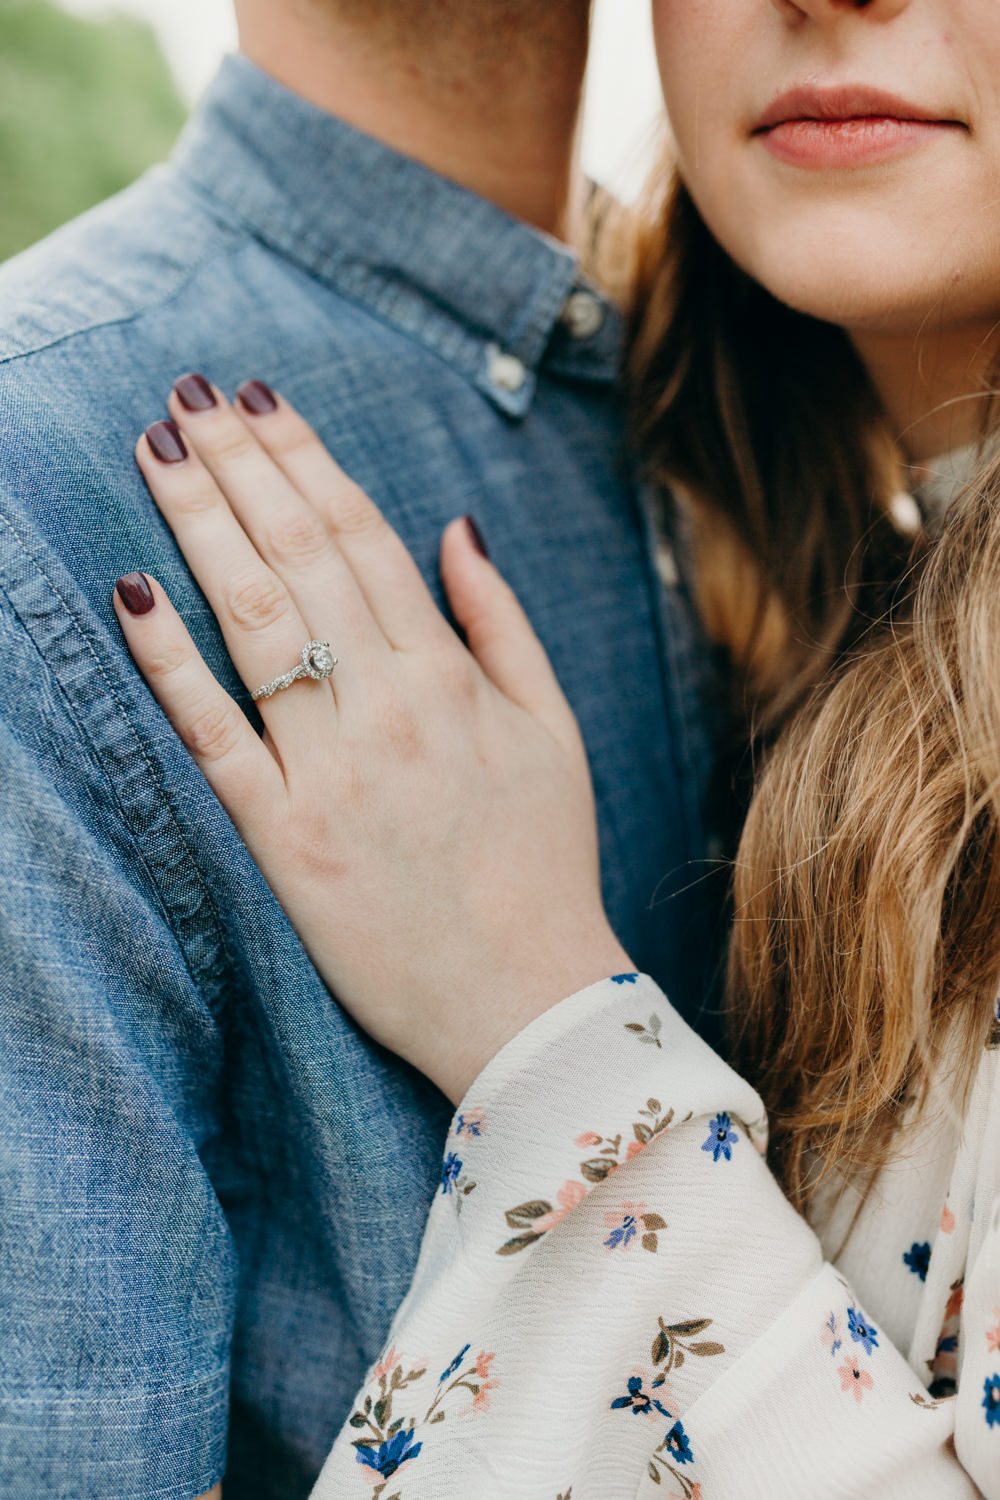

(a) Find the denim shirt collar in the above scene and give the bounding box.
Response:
[171,54,624,417]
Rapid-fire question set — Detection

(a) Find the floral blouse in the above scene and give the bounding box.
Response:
[310,975,1000,1499]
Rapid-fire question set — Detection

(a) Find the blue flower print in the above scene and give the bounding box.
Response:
[821,1311,842,1358]
[441,1152,462,1195]
[848,1307,879,1357]
[984,1375,1000,1428]
[664,1420,694,1465]
[604,1209,640,1251]
[439,1344,471,1383]
[903,1242,932,1282]
[702,1112,740,1163]
[610,1373,672,1419]
[355,1426,423,1481]
[610,973,639,984]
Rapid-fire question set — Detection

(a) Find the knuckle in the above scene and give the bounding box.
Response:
[267,425,314,462]
[171,482,220,519]
[185,702,242,763]
[375,695,426,760]
[142,640,190,681]
[335,761,370,813]
[287,809,350,881]
[223,571,291,631]
[265,510,330,566]
[329,483,387,541]
[207,427,256,466]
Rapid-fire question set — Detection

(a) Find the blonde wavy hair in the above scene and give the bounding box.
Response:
[628,174,1000,1210]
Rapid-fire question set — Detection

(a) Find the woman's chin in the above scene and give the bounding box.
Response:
[760,274,952,336]
[736,242,993,338]
[694,169,1000,337]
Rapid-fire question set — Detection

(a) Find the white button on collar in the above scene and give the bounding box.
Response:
[488,348,527,394]
[889,491,922,536]
[655,540,679,589]
[560,289,605,341]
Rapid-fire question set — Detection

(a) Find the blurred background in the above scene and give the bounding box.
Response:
[0,0,663,263]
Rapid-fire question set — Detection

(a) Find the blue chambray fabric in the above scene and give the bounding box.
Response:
[0,54,724,1500]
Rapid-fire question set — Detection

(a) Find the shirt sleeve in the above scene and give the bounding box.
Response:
[954,1091,1000,1499]
[312,974,987,1500]
[0,594,234,1500]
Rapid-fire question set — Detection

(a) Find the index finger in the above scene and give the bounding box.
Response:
[112,572,283,830]
[232,382,456,653]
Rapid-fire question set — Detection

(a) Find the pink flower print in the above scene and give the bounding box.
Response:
[838,1358,874,1403]
[459,1350,499,1417]
[987,1310,1000,1354]
[575,1130,602,1148]
[372,1345,400,1381]
[625,1138,646,1162]
[691,1486,704,1500]
[651,1373,679,1413]
[940,1203,956,1235]
[611,1368,673,1421]
[821,1312,843,1358]
[467,1381,497,1415]
[533,1180,588,1233]
[603,1201,646,1251]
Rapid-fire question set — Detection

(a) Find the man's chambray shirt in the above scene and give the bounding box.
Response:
[0,55,722,1500]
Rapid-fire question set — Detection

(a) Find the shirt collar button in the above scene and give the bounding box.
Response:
[488,348,528,394]
[560,289,605,341]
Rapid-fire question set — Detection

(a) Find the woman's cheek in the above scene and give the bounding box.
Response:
[651,0,761,189]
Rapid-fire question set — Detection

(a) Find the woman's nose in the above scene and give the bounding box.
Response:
[768,0,911,20]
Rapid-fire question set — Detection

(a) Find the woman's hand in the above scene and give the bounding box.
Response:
[115,378,632,1103]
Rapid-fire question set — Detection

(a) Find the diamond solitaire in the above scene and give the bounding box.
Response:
[251,639,339,701]
[304,641,337,678]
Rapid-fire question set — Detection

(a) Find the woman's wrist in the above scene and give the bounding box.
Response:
[425,931,636,1106]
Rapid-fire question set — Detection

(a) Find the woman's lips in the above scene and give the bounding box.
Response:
[753,85,962,169]
[759,116,956,170]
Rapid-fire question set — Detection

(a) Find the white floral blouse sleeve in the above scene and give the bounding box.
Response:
[311,975,994,1500]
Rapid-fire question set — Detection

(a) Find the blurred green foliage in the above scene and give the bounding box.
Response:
[0,0,187,261]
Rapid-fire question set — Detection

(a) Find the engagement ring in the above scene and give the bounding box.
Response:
[251,640,338,701]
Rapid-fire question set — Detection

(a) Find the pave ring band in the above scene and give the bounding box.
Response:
[251,640,338,701]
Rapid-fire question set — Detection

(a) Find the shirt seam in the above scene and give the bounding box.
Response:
[0,235,242,372]
[0,509,235,1011]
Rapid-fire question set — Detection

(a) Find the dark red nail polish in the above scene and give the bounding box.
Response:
[146,420,188,463]
[173,373,217,411]
[236,379,277,415]
[116,572,155,616]
[465,515,490,559]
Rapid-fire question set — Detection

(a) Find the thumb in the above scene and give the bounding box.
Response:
[440,516,580,746]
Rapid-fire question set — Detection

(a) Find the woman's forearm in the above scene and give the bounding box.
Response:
[313,975,988,1498]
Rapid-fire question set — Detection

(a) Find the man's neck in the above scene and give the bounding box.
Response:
[235,0,592,241]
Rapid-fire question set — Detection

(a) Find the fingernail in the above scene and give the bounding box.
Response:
[173,373,217,411]
[465,515,490,559]
[116,572,155,616]
[236,379,277,415]
[146,420,188,463]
